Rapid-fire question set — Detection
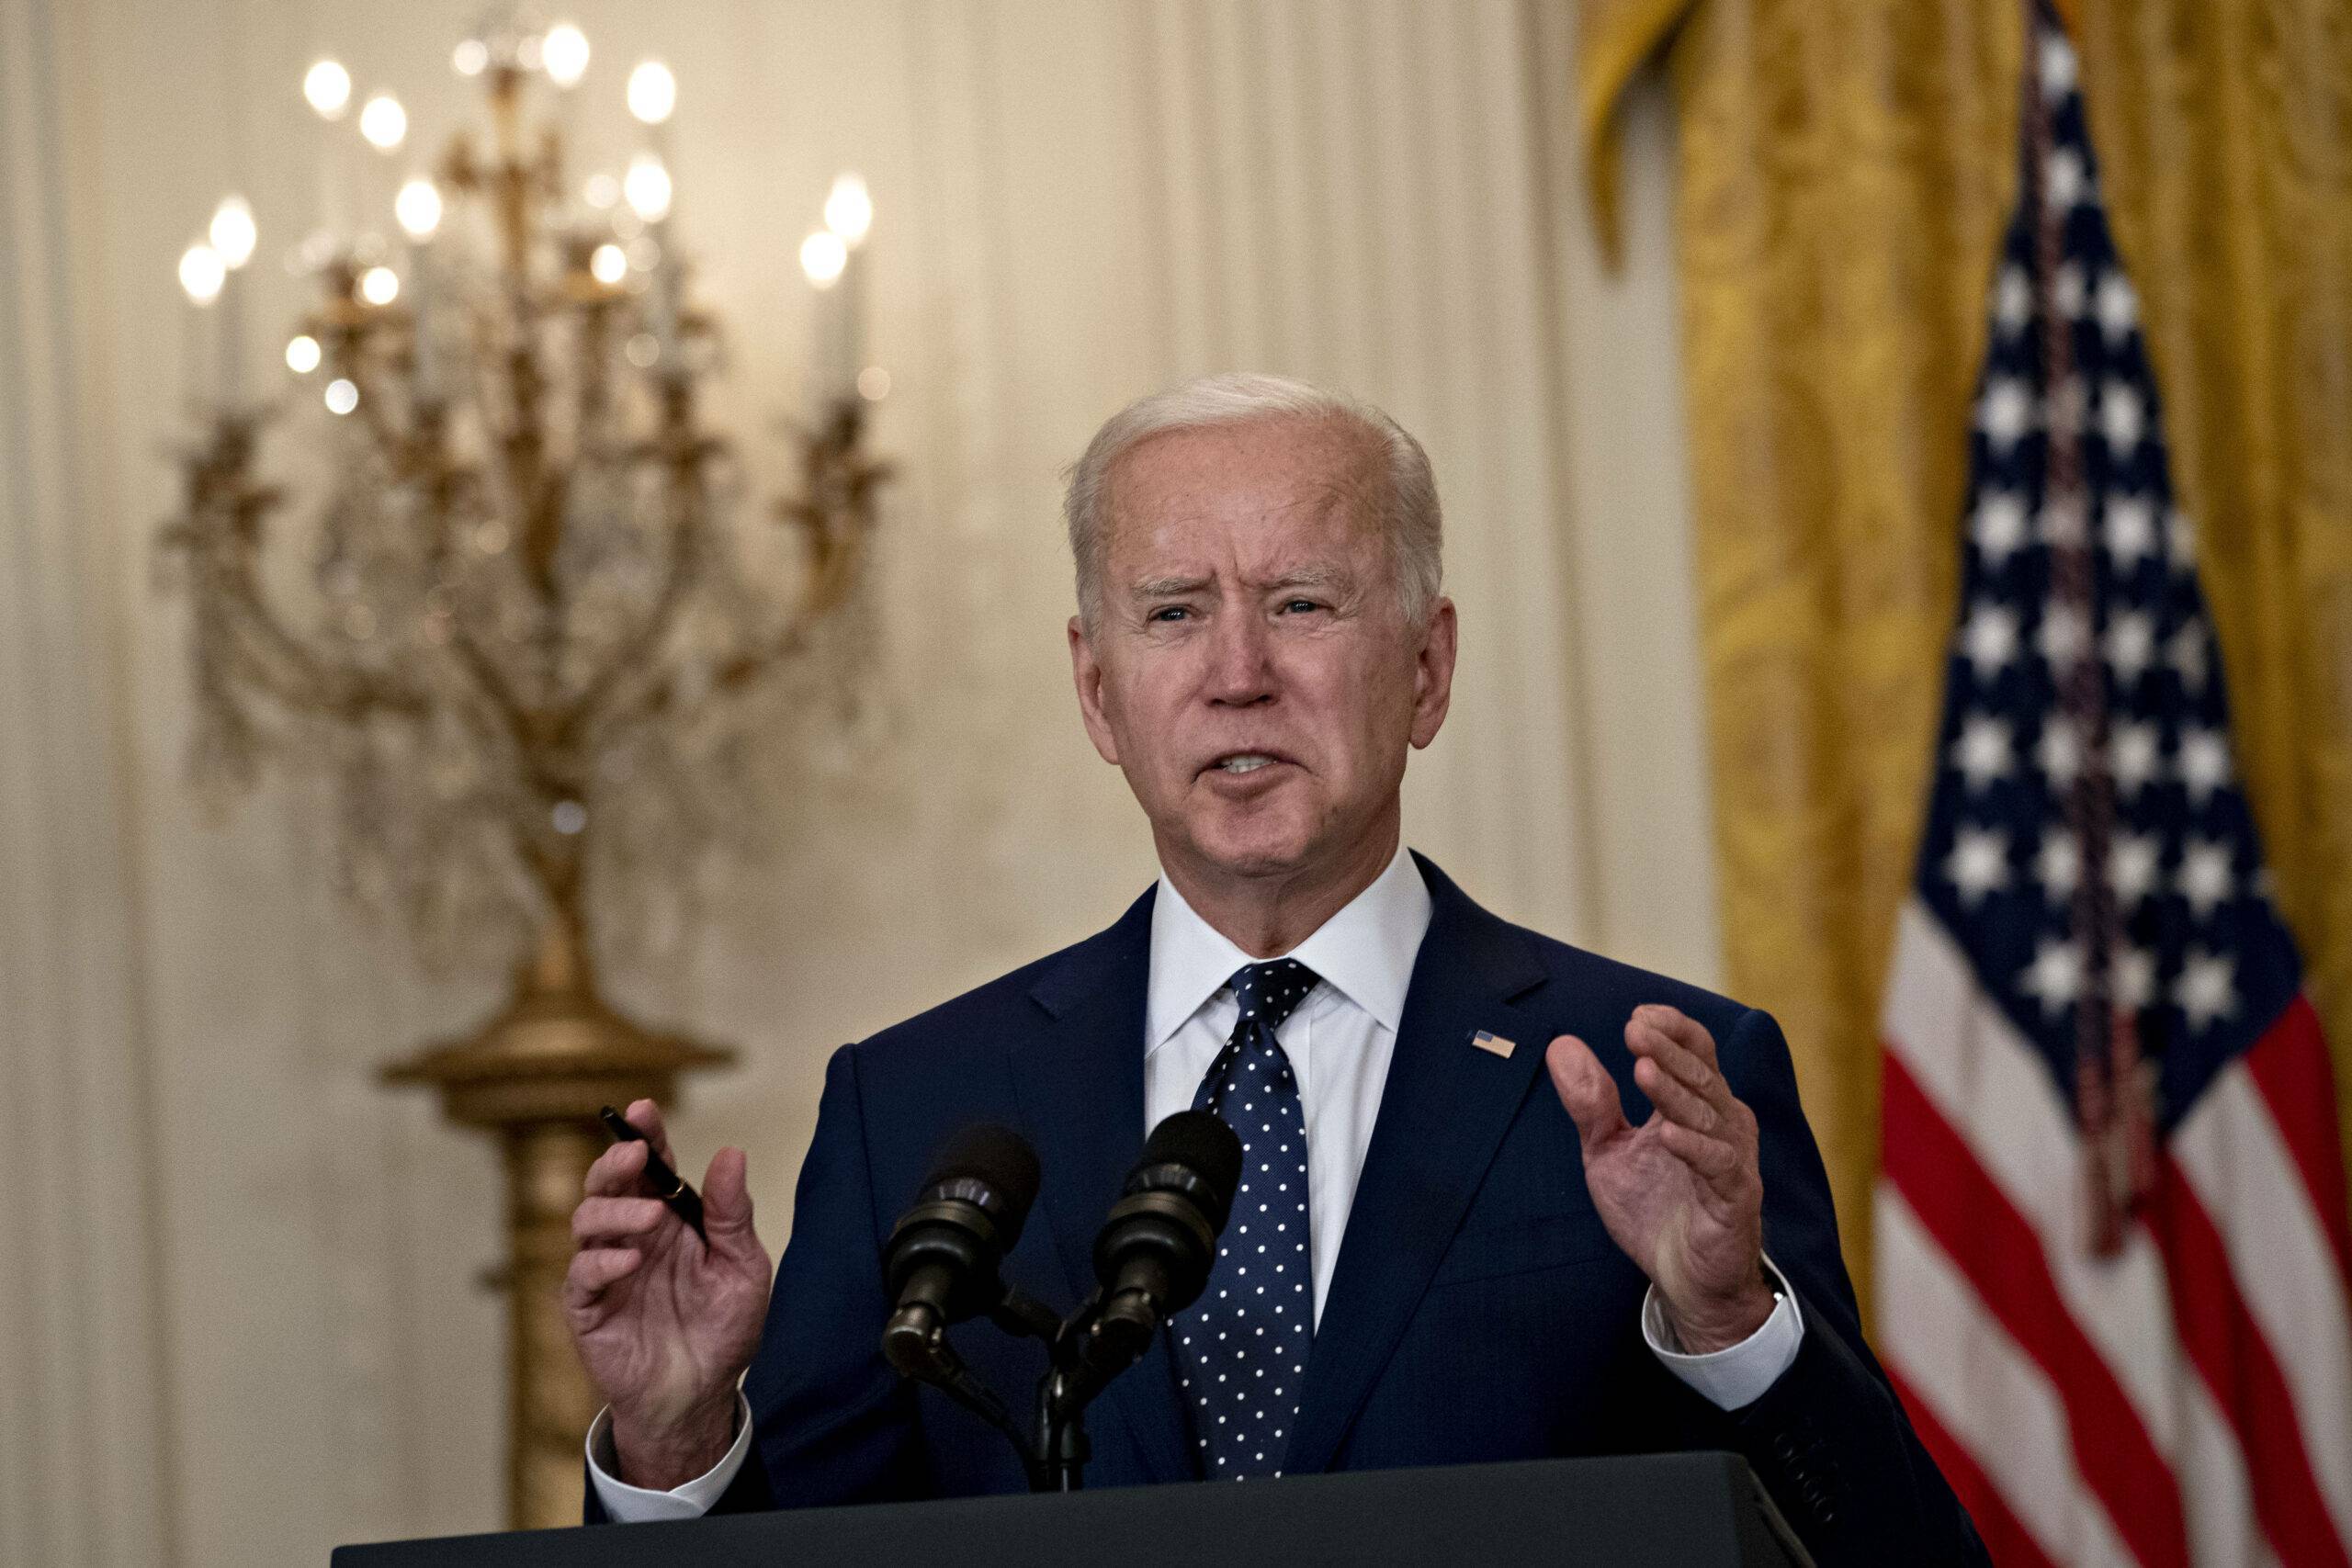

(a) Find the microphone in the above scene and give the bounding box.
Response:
[881,1122,1042,1379]
[1082,1110,1244,1374]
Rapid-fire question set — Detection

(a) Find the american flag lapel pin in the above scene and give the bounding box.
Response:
[1470,1030,1516,1059]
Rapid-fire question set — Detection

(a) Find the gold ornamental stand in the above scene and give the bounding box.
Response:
[384,904,731,1530]
[160,21,890,1534]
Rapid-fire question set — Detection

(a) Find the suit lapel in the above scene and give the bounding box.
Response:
[1283,854,1552,1474]
[1009,886,1193,1483]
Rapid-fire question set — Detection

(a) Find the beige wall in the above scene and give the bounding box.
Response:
[0,1,1712,1562]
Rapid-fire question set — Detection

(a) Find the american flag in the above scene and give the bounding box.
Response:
[1871,6,2352,1564]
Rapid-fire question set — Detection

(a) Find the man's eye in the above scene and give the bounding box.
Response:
[1148,605,1191,623]
[1280,598,1324,615]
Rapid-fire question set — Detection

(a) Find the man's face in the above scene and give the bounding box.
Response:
[1069,415,1456,891]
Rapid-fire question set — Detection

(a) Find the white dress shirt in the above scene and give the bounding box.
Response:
[590,842,1802,1519]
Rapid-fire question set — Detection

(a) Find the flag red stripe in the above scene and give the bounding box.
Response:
[2242,994,2352,1291]
[1882,1049,2188,1568]
[2149,1154,2351,1568]
[1883,1358,2059,1568]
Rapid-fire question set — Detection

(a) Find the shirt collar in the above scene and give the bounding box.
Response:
[1145,840,1433,1055]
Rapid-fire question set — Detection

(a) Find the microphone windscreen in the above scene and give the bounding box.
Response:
[1142,1109,1243,1215]
[922,1122,1042,1244]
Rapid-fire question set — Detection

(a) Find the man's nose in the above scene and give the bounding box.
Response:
[1204,612,1276,706]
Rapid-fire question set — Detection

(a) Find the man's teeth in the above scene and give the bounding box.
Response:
[1219,755,1276,774]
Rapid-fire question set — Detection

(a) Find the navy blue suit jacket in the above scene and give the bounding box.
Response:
[597,855,1984,1564]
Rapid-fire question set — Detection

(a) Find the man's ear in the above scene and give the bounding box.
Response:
[1408,597,1457,750]
[1069,615,1123,765]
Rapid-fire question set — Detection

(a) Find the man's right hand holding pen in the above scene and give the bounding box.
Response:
[562,1100,773,1492]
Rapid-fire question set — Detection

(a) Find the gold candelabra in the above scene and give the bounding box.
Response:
[163,16,888,1529]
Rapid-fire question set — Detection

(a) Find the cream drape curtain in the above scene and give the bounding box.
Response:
[0,0,175,1561]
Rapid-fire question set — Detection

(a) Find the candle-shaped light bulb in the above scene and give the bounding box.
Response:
[398,180,445,400]
[808,186,864,402]
[823,173,872,248]
[359,93,407,152]
[626,60,676,125]
[178,243,226,304]
[358,265,401,306]
[452,39,489,76]
[304,59,352,119]
[589,243,628,285]
[307,61,354,240]
[286,334,322,374]
[208,195,258,270]
[543,23,590,89]
[799,230,847,288]
[623,152,673,222]
[395,178,443,241]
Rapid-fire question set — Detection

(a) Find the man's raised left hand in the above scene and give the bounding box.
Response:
[1544,1004,1774,1353]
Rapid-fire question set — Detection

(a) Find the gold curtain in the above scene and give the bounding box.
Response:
[1579,0,2352,1317]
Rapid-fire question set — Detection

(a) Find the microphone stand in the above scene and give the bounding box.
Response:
[1035,1305,1105,1493]
[899,1282,1158,1493]
[888,1285,1062,1491]
[1036,1370,1090,1492]
[1035,1282,1164,1491]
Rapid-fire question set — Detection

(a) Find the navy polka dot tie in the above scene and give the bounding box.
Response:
[1175,958,1319,1480]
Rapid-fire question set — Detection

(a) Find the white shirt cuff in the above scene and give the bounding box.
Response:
[585,1394,754,1522]
[1641,1255,1804,1411]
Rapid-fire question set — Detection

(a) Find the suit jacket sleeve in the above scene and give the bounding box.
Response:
[1699,1006,1988,1566]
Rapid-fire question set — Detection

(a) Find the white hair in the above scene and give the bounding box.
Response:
[1062,372,1442,632]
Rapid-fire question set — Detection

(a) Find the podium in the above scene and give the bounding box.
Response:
[334,1451,1815,1566]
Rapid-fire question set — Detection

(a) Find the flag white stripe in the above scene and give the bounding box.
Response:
[1876,1184,2136,1566]
[1883,901,2181,1456]
[2171,1060,2352,1543]
[2177,1366,2275,1568]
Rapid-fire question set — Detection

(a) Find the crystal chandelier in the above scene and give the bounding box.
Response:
[162,13,888,1529]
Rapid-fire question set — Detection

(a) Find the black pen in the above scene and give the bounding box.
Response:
[599,1105,708,1242]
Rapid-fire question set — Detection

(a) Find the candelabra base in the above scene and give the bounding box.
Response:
[383,958,733,1530]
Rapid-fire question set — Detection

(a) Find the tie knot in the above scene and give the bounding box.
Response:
[1227,958,1321,1033]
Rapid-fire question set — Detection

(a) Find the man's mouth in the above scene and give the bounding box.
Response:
[1207,751,1291,776]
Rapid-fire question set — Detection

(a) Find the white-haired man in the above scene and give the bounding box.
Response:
[564,375,1988,1564]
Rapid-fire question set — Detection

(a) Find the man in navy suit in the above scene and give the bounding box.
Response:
[563,375,1987,1563]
